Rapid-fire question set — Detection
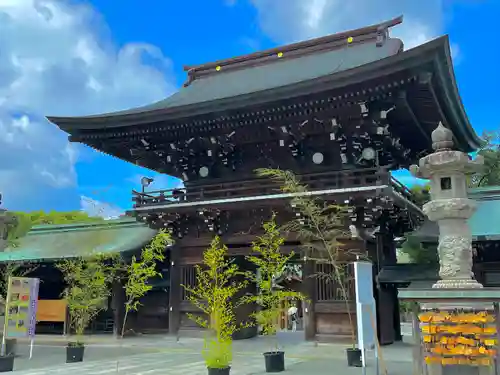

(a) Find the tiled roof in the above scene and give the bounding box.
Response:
[101,38,402,117]
[0,217,157,263]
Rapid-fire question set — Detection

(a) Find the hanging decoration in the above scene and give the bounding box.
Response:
[419,309,498,366]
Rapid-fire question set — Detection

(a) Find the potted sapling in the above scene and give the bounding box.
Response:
[244,215,306,373]
[182,236,249,375]
[121,230,172,337]
[256,168,360,367]
[57,254,112,363]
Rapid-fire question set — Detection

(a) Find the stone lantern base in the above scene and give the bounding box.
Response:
[433,279,484,289]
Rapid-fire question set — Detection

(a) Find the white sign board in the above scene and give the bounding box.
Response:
[354,261,377,367]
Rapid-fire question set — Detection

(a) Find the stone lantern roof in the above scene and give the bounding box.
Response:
[431,122,454,151]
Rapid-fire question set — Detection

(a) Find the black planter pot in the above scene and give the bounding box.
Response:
[0,355,14,372]
[66,344,85,363]
[4,339,16,357]
[263,351,285,373]
[207,366,230,375]
[346,348,362,367]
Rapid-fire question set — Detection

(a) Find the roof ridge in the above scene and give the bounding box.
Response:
[29,217,142,233]
[469,186,500,200]
[182,16,403,77]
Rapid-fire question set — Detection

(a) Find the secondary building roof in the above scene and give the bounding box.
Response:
[0,217,157,263]
[378,264,438,284]
[412,186,500,242]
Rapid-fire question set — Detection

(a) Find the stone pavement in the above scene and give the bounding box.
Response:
[10,332,416,374]
[12,351,308,375]
[12,347,413,375]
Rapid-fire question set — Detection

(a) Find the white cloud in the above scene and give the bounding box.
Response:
[80,195,123,220]
[249,0,447,50]
[0,0,176,211]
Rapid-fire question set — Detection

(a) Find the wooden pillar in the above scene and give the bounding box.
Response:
[111,279,125,338]
[393,288,403,341]
[374,233,396,345]
[169,247,181,336]
[302,258,316,341]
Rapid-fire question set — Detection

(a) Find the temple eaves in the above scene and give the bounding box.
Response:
[46,17,482,153]
[46,16,404,125]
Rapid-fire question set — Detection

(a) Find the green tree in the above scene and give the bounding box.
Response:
[25,210,104,225]
[0,261,39,313]
[244,215,306,351]
[5,212,31,248]
[409,184,431,206]
[470,131,500,187]
[255,168,356,347]
[182,236,248,370]
[397,184,435,263]
[6,210,104,248]
[399,236,438,264]
[121,230,172,337]
[57,254,114,346]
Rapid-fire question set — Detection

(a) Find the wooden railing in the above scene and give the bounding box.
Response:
[131,168,416,208]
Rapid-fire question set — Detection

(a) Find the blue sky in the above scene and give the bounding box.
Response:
[0,0,498,216]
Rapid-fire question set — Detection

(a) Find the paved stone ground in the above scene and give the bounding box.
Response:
[9,331,415,374]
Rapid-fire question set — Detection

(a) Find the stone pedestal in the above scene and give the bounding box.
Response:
[439,364,493,375]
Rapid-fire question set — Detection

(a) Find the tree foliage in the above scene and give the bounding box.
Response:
[57,254,115,345]
[397,184,435,263]
[0,261,39,311]
[470,131,500,188]
[409,184,431,206]
[244,215,306,349]
[255,168,357,346]
[182,236,247,369]
[121,230,172,337]
[399,236,438,264]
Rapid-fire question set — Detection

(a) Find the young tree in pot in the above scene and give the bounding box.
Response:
[121,230,172,338]
[57,254,113,363]
[256,168,361,367]
[182,236,249,375]
[244,215,306,373]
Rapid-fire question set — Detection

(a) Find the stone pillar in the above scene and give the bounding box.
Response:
[409,122,484,289]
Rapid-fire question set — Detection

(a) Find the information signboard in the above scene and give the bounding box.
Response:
[3,277,40,339]
[354,261,378,368]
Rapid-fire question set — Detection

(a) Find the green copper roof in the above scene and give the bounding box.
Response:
[412,186,500,241]
[99,39,402,117]
[469,187,500,239]
[0,217,157,263]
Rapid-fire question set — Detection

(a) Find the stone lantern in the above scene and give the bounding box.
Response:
[409,122,484,289]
